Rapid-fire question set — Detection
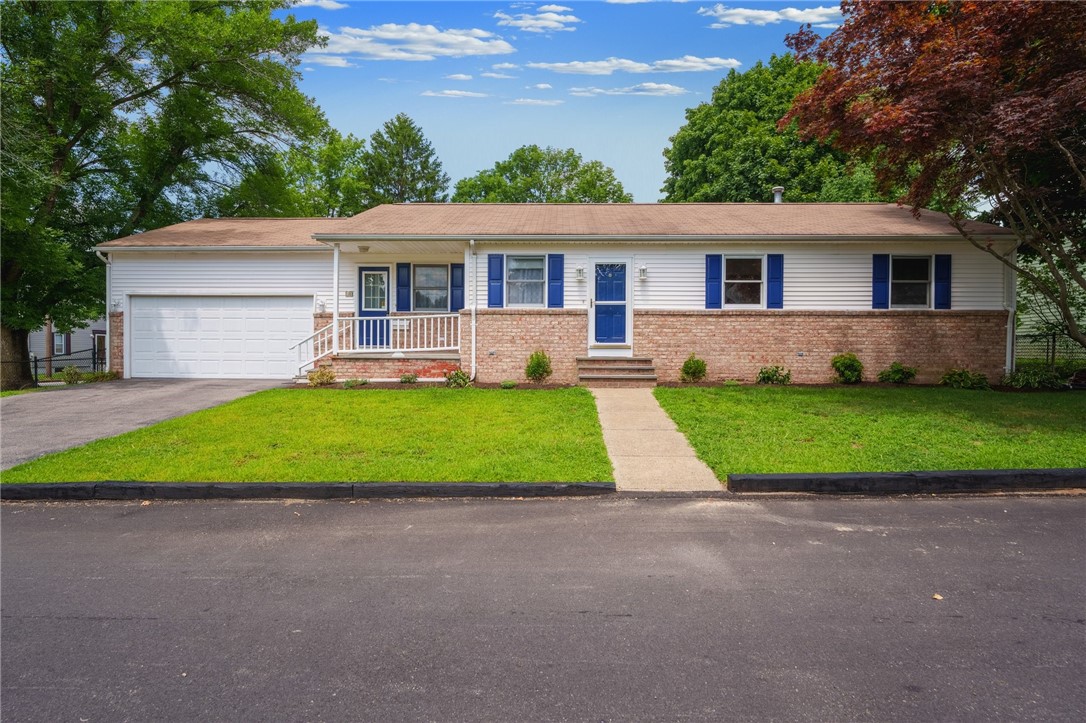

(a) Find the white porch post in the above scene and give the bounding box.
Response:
[332,242,341,354]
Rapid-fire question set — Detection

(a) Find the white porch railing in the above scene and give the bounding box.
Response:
[291,313,461,373]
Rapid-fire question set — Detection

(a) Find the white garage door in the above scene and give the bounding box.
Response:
[130,296,314,379]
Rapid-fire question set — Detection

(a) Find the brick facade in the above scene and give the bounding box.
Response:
[635,310,1009,384]
[108,312,124,375]
[325,356,460,381]
[469,308,588,384]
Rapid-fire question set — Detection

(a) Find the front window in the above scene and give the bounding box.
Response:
[506,256,546,306]
[724,257,763,306]
[891,256,930,308]
[413,265,449,311]
[361,272,387,312]
[52,333,65,355]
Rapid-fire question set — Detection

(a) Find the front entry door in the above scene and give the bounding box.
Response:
[594,262,627,343]
[358,268,389,348]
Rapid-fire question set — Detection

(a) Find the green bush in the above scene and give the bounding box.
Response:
[525,350,553,383]
[679,354,707,383]
[500,380,518,389]
[60,366,83,385]
[399,373,418,384]
[307,367,337,387]
[1001,367,1070,390]
[831,353,864,384]
[756,366,791,385]
[343,378,369,389]
[445,369,472,388]
[940,368,990,390]
[1016,358,1086,378]
[877,361,918,384]
[84,370,119,383]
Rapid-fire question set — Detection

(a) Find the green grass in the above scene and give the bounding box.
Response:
[2,388,613,483]
[1,388,47,398]
[654,386,1086,478]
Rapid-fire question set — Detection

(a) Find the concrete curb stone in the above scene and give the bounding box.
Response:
[727,468,1086,494]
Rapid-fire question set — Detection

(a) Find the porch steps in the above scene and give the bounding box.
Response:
[576,357,657,388]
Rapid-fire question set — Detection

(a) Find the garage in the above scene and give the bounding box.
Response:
[129,296,314,379]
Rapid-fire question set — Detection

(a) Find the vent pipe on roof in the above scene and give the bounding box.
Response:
[772,186,784,204]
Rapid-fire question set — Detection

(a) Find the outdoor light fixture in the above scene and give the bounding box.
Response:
[110,299,122,311]
[316,299,326,312]
[639,265,648,280]
[575,265,585,280]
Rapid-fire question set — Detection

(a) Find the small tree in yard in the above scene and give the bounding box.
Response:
[525,350,553,383]
[783,1,1086,350]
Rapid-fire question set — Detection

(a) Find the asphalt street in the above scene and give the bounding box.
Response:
[2,496,1084,721]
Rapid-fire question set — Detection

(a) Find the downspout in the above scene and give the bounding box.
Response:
[95,250,111,374]
[332,242,340,355]
[469,239,477,381]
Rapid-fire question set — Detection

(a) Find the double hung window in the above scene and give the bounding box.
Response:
[890,257,930,308]
[413,265,449,311]
[724,257,763,306]
[506,256,546,306]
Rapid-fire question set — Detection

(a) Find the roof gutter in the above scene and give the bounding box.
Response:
[311,233,1015,244]
[91,245,326,253]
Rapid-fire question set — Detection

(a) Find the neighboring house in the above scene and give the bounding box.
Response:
[27,317,108,376]
[93,203,1017,385]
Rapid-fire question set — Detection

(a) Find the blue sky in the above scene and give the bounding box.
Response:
[284,1,842,202]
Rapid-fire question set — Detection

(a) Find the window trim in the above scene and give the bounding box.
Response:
[411,263,451,312]
[505,254,547,308]
[52,332,66,356]
[722,255,766,308]
[360,270,389,313]
[889,255,932,310]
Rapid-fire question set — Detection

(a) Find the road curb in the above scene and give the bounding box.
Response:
[727,468,1086,494]
[0,481,617,501]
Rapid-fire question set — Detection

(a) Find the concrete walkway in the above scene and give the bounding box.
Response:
[591,388,722,492]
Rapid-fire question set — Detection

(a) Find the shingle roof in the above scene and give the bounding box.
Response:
[96,203,1011,249]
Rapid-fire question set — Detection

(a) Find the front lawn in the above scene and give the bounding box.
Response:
[2,388,613,483]
[654,386,1086,478]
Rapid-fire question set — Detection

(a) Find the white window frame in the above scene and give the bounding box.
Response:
[360,270,389,312]
[505,255,547,308]
[412,264,450,312]
[52,332,66,355]
[722,255,765,308]
[890,255,932,309]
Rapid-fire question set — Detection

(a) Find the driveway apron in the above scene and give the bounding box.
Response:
[0,379,282,470]
[591,387,722,492]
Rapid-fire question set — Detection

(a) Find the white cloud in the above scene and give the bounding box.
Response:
[294,0,349,9]
[570,82,689,96]
[506,98,565,106]
[421,89,489,98]
[322,23,515,62]
[697,5,842,29]
[529,83,553,89]
[445,73,473,80]
[538,4,572,11]
[494,7,581,33]
[493,62,520,70]
[527,55,739,75]
[304,54,355,68]
[481,72,516,79]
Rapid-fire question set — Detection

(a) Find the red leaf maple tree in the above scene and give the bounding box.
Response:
[783,0,1086,349]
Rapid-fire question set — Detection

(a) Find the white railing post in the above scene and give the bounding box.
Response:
[332,242,340,354]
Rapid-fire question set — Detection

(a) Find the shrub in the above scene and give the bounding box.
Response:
[1001,367,1070,390]
[831,353,864,384]
[445,369,472,388]
[940,368,990,390]
[877,361,918,384]
[399,373,418,384]
[60,366,83,385]
[84,370,119,383]
[525,350,553,383]
[756,366,791,385]
[500,380,518,389]
[307,367,337,387]
[1016,358,1086,378]
[343,378,369,389]
[679,354,707,383]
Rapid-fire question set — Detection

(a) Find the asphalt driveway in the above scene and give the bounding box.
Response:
[0,379,282,470]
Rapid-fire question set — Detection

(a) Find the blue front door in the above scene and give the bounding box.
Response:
[358,268,389,348]
[594,263,627,343]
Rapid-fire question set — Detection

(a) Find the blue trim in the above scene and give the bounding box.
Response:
[395,263,411,312]
[487,254,504,308]
[450,263,465,311]
[872,254,890,309]
[705,255,722,309]
[933,255,952,309]
[358,266,391,347]
[547,254,564,308]
[766,254,784,309]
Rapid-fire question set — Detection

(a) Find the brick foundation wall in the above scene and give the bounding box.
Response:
[325,357,461,381]
[108,312,124,375]
[469,309,588,384]
[633,310,1009,384]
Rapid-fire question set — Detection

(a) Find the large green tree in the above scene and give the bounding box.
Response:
[661,53,889,203]
[1,0,324,389]
[360,113,449,206]
[452,145,633,203]
[784,1,1086,349]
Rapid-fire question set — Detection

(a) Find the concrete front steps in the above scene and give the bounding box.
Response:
[577,357,658,387]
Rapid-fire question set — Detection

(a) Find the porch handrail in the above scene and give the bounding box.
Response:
[291,313,461,374]
[290,321,335,373]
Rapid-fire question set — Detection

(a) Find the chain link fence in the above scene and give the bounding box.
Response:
[1015,333,1086,366]
[1,348,107,384]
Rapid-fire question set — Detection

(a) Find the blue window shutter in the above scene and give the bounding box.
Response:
[766,254,784,309]
[706,255,722,309]
[396,263,411,311]
[547,254,564,308]
[872,254,890,309]
[450,263,465,311]
[933,255,952,309]
[487,254,504,308]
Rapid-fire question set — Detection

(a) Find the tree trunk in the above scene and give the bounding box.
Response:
[1,325,35,391]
